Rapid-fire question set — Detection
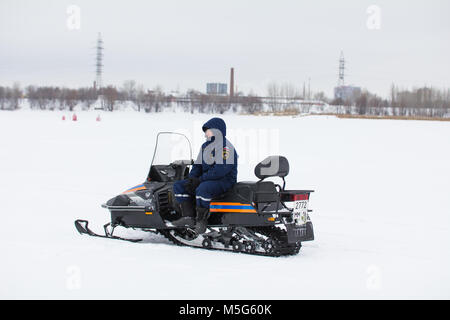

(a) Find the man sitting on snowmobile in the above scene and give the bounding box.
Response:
[172,117,238,234]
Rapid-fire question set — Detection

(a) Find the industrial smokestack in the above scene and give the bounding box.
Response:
[230,67,234,97]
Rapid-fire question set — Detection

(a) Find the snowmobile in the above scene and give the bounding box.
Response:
[75,132,315,256]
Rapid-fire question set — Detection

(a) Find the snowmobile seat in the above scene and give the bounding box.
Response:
[214,181,278,205]
[233,181,278,203]
[211,156,287,205]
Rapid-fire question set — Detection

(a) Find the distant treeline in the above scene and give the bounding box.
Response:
[341,85,450,118]
[0,81,264,114]
[1,81,449,118]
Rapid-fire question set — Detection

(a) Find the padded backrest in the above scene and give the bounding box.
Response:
[254,156,289,180]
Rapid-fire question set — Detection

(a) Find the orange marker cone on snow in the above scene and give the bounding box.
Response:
[72,113,77,121]
[62,115,66,121]
[96,115,101,122]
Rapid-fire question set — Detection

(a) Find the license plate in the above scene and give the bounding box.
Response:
[293,200,308,225]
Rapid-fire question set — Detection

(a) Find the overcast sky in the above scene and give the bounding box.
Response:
[1,0,449,98]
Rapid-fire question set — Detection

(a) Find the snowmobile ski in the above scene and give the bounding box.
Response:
[74,219,143,243]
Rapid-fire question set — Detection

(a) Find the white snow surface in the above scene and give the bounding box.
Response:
[0,109,449,299]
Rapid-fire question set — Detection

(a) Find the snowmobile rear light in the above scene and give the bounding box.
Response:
[282,193,309,202]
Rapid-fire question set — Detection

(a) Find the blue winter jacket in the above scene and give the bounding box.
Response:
[189,118,238,192]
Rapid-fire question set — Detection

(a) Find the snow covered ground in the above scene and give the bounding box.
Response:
[1,109,449,299]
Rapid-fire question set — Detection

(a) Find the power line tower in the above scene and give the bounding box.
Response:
[95,32,104,90]
[338,51,345,86]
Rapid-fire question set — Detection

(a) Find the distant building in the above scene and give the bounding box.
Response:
[206,83,228,95]
[334,85,361,103]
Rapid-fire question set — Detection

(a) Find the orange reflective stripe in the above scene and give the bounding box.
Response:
[210,202,252,206]
[122,186,146,194]
[209,208,257,213]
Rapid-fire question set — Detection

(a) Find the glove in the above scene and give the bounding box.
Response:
[185,177,201,194]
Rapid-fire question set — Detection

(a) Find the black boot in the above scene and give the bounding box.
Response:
[172,201,195,227]
[195,207,209,234]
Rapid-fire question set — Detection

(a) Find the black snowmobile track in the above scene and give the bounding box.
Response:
[158,226,301,257]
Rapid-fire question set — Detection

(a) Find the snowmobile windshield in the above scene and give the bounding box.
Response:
[151,132,192,166]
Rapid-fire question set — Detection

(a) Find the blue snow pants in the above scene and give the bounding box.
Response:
[173,179,225,208]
